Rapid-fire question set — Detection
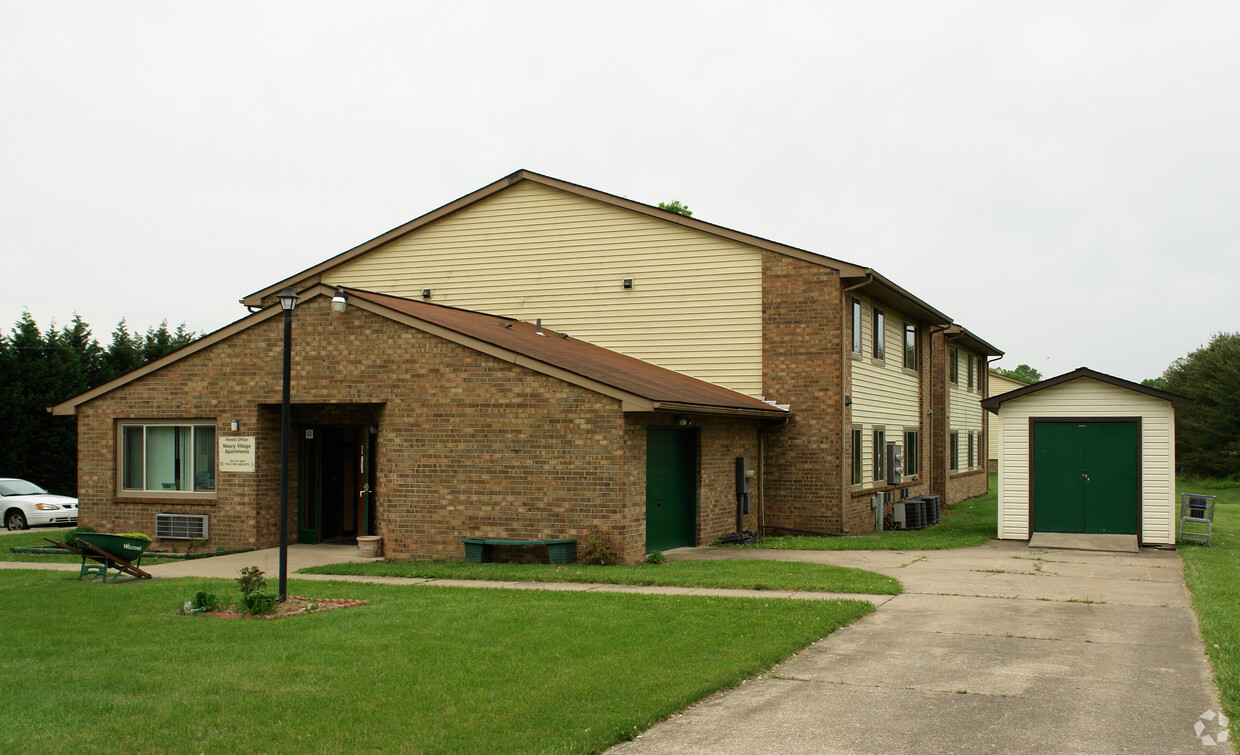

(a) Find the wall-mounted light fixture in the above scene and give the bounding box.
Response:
[331,288,348,313]
[422,289,432,299]
[622,278,634,289]
[230,420,239,432]
[675,415,693,427]
[844,393,852,408]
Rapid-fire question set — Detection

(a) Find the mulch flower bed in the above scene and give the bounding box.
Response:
[196,596,368,620]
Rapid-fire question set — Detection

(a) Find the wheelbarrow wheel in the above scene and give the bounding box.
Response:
[5,510,27,531]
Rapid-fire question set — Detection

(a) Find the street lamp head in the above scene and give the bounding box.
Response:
[331,288,348,313]
[277,287,299,312]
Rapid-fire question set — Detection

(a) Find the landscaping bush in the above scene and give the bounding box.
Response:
[60,526,96,549]
[578,531,616,565]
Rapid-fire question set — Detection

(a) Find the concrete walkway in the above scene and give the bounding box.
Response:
[610,541,1231,754]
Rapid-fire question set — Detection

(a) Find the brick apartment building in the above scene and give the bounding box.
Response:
[53,170,1000,562]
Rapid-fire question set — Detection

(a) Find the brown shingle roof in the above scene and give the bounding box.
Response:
[346,287,787,416]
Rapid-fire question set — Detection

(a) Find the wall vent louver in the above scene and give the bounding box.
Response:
[155,513,209,540]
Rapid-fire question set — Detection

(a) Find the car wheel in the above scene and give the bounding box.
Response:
[4,510,27,531]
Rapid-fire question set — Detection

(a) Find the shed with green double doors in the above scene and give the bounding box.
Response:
[981,367,1191,546]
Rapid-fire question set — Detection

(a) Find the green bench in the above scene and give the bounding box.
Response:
[462,538,577,565]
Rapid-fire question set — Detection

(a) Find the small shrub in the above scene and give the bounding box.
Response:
[236,566,267,597]
[241,592,278,615]
[185,538,209,555]
[61,526,96,549]
[644,550,666,565]
[578,531,616,565]
[191,591,222,612]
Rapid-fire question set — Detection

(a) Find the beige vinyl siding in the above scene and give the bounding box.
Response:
[987,372,1029,463]
[994,378,1176,543]
[949,346,984,470]
[328,181,763,395]
[851,295,920,485]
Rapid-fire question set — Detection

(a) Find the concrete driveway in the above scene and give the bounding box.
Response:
[611,541,1231,754]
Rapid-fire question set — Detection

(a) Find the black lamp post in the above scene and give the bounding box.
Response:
[276,286,299,602]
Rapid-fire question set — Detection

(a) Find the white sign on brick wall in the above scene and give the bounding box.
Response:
[219,436,256,472]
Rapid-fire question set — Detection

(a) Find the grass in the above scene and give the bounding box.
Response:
[300,558,902,595]
[740,476,998,551]
[0,528,179,565]
[0,570,872,753]
[1178,477,1240,726]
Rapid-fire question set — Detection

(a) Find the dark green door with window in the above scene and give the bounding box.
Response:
[646,427,697,552]
[1032,421,1138,535]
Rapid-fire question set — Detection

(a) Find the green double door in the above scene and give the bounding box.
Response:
[1032,421,1138,535]
[645,427,697,552]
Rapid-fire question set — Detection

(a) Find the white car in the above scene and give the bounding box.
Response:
[1,478,78,530]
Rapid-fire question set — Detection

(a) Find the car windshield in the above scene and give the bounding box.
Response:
[0,479,48,496]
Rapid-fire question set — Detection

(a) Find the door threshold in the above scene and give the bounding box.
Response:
[1028,533,1139,553]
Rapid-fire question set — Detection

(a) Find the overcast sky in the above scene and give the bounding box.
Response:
[3,1,1236,382]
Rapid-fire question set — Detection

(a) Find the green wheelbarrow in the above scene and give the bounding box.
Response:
[47,533,153,583]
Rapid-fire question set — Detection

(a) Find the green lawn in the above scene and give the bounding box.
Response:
[1178,477,1240,726]
[1,570,872,753]
[301,558,901,595]
[741,477,998,551]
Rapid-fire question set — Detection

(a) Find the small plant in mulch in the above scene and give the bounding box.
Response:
[178,565,367,619]
[235,565,278,615]
[578,530,617,565]
[643,549,667,565]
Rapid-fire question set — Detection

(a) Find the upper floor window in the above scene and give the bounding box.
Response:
[949,346,959,384]
[121,422,216,493]
[851,298,862,353]
[967,354,975,390]
[903,323,917,370]
[872,308,885,360]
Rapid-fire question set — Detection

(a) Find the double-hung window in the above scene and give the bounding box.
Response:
[872,308,885,360]
[949,431,960,471]
[120,422,216,493]
[903,323,917,370]
[904,430,919,477]
[851,427,863,485]
[851,298,862,354]
[967,354,975,390]
[968,432,976,468]
[872,429,885,481]
[949,346,959,384]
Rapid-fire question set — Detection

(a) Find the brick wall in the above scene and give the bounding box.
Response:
[73,296,759,564]
[760,251,847,533]
[76,298,651,560]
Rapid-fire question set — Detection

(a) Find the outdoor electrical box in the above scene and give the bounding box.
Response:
[886,443,904,485]
[735,457,752,515]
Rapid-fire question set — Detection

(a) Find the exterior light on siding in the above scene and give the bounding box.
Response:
[331,288,348,313]
[422,289,432,299]
[622,278,634,289]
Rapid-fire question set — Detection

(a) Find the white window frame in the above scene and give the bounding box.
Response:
[118,420,217,498]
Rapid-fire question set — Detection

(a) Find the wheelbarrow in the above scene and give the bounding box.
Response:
[47,533,153,583]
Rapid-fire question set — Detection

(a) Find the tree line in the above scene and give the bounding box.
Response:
[0,313,197,496]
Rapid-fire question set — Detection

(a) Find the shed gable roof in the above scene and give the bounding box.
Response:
[980,367,1191,412]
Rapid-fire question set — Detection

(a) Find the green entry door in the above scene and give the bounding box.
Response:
[1032,421,1138,535]
[646,427,697,552]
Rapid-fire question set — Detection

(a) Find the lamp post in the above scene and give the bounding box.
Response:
[276,286,299,602]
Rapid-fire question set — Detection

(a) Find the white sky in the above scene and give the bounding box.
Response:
[2,1,1236,382]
